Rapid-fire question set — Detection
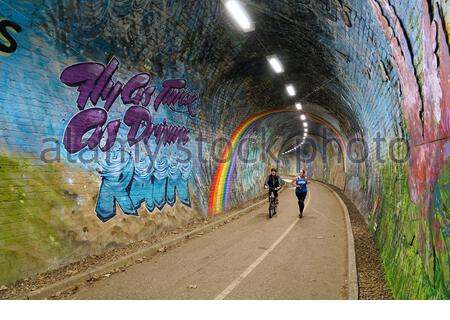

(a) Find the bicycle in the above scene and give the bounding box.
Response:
[266,186,279,219]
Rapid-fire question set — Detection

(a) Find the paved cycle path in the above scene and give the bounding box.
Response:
[71,182,349,299]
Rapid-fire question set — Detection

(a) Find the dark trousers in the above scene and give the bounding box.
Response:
[296,191,307,213]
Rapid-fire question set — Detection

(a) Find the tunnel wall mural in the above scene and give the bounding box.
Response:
[279,134,346,190]
[0,0,449,299]
[0,0,279,285]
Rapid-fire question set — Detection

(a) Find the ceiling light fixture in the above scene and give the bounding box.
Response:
[224,0,254,32]
[295,102,302,110]
[283,139,308,154]
[267,55,284,73]
[300,114,306,121]
[286,84,296,97]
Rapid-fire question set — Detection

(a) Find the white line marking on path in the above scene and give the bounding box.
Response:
[214,193,311,300]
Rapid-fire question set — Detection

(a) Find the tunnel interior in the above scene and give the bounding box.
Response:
[0,0,448,299]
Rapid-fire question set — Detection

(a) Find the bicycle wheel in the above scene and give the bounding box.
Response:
[269,199,274,219]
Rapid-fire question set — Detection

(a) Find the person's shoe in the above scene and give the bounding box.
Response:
[299,212,303,219]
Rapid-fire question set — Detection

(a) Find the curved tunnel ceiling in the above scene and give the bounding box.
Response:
[25,0,372,154]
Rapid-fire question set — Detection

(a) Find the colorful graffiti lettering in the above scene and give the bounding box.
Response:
[61,57,196,222]
[61,57,194,153]
[60,57,198,113]
[95,151,192,222]
[0,19,22,56]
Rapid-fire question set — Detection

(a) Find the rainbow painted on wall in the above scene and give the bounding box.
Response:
[208,109,346,216]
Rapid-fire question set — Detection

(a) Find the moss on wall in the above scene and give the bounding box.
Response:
[0,153,201,284]
[370,154,449,299]
[0,154,75,282]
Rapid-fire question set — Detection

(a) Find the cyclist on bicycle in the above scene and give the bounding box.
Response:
[291,169,309,218]
[264,168,281,204]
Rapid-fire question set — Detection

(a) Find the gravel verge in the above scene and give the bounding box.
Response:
[328,185,393,299]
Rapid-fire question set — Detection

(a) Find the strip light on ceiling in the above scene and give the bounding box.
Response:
[224,0,254,32]
[283,141,306,155]
[286,84,296,97]
[267,55,284,73]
